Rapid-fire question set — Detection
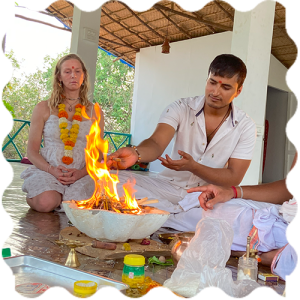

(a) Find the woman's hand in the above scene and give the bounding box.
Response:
[187,184,235,211]
[158,150,196,172]
[57,168,85,185]
[49,165,69,179]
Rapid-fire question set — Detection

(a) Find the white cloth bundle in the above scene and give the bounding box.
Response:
[278,197,297,223]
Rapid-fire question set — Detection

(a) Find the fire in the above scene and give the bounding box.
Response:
[76,103,141,214]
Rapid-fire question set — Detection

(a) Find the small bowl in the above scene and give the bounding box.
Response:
[158,233,177,245]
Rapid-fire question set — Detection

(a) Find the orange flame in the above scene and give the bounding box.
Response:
[76,104,141,214]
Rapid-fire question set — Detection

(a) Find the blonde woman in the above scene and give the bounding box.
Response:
[21,54,104,212]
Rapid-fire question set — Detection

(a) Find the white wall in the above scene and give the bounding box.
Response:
[131,31,289,179]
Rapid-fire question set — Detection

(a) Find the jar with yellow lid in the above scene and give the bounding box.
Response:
[73,280,97,298]
[122,254,145,288]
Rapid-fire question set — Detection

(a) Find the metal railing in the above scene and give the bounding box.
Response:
[104,131,131,152]
[2,119,131,162]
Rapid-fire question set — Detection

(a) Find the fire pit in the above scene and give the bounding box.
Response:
[62,201,169,242]
[63,104,169,242]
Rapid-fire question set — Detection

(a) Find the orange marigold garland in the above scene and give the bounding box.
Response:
[58,103,83,165]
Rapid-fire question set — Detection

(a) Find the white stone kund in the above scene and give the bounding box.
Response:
[62,201,170,242]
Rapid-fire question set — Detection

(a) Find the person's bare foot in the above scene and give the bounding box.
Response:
[259,249,279,266]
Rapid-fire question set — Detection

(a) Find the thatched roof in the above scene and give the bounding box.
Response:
[46,0,296,69]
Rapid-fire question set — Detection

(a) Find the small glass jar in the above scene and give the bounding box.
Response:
[237,256,258,281]
[122,254,145,288]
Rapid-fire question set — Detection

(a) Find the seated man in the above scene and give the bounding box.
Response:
[187,153,298,280]
[107,54,256,224]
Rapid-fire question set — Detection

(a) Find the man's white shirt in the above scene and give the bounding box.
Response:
[157,95,257,190]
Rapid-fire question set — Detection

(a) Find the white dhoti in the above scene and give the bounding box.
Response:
[113,170,273,232]
[202,199,297,281]
[113,170,186,205]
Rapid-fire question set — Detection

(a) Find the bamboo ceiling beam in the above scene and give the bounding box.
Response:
[60,16,74,21]
[47,5,69,21]
[154,3,232,31]
[37,10,57,18]
[98,42,135,66]
[274,20,287,26]
[214,1,234,21]
[113,56,123,62]
[101,8,153,46]
[120,3,165,40]
[65,0,74,8]
[273,22,286,27]
[271,50,297,55]
[46,5,73,29]
[100,26,138,51]
[192,11,215,34]
[15,14,71,32]
[274,27,294,44]
[271,44,296,50]
[98,36,136,50]
[154,6,192,39]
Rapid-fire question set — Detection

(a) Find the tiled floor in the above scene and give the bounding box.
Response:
[2,162,285,296]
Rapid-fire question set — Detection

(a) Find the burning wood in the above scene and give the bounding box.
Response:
[75,104,142,214]
[75,194,139,214]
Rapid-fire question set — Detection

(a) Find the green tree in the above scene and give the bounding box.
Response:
[93,50,134,134]
[2,51,49,159]
[2,50,21,118]
[2,49,135,160]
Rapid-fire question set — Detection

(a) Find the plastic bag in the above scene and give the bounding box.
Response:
[163,217,260,298]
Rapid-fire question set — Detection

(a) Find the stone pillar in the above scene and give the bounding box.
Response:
[2,35,6,53]
[231,1,276,185]
[70,5,102,101]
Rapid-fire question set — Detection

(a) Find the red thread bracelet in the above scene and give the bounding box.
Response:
[231,186,237,198]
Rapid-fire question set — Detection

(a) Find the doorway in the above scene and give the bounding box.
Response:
[262,86,289,183]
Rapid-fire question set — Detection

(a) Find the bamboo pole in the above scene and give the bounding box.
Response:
[214,0,234,21]
[154,3,232,31]
[118,0,164,39]
[102,8,153,46]
[154,6,192,39]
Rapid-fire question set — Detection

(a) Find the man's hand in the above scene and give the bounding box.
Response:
[158,150,196,172]
[187,184,235,211]
[57,168,84,185]
[106,147,138,170]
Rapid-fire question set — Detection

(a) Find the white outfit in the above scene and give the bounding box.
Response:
[116,95,256,225]
[279,197,297,222]
[202,198,297,280]
[21,115,95,201]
